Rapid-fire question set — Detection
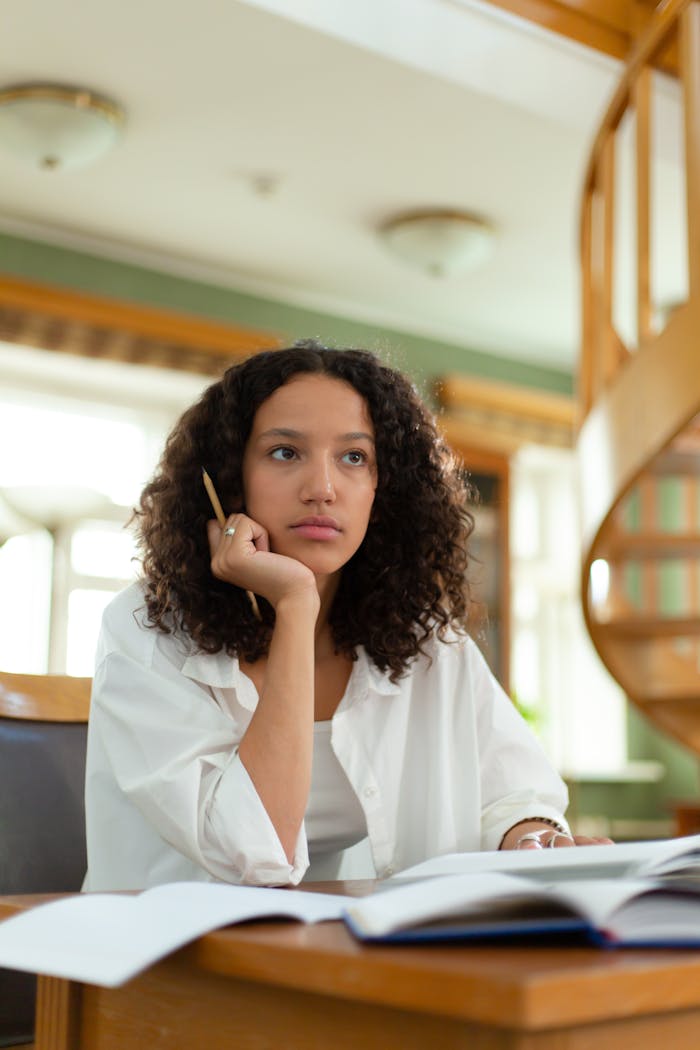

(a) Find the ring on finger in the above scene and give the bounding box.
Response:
[515,829,572,850]
[224,525,236,537]
[547,831,574,848]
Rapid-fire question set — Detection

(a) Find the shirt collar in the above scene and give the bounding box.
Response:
[180,643,401,713]
[339,647,401,713]
[180,649,258,710]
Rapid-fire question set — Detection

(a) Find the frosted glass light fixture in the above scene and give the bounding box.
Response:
[0,83,125,170]
[379,209,495,278]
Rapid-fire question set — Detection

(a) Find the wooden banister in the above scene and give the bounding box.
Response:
[578,0,700,754]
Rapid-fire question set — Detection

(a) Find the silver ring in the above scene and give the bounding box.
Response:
[515,830,548,850]
[547,832,572,849]
[224,526,236,537]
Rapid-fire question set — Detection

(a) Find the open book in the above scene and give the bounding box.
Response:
[0,882,351,988]
[344,869,700,947]
[3,835,700,988]
[389,830,700,885]
[345,832,700,946]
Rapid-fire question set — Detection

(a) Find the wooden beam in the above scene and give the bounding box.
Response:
[480,0,657,61]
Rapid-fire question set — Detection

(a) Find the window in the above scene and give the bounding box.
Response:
[510,445,627,774]
[0,341,207,675]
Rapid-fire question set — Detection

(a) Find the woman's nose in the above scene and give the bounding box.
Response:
[301,457,335,502]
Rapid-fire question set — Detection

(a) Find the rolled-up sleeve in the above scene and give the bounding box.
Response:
[88,606,309,886]
[467,641,570,851]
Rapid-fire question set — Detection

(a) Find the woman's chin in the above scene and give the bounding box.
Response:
[292,554,345,582]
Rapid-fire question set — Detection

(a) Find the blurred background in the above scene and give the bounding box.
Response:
[0,0,696,838]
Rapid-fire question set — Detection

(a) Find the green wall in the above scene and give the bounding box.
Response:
[571,707,699,840]
[0,231,573,400]
[627,705,700,811]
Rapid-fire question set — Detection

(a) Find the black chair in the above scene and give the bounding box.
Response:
[0,673,90,1049]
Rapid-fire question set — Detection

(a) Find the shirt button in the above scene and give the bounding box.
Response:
[363,786,377,799]
[383,865,395,877]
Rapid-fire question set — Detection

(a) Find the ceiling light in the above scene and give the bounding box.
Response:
[0,83,125,171]
[379,209,495,278]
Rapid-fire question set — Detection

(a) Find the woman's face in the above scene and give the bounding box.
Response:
[241,374,378,582]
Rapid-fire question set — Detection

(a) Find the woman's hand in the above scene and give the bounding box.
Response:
[207,514,318,610]
[512,830,614,850]
[500,819,614,850]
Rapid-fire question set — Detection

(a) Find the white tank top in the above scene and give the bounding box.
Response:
[304,721,367,857]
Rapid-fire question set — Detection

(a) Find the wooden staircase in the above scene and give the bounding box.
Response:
[578,0,700,752]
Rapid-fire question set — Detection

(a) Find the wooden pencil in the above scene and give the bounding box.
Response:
[201,467,262,620]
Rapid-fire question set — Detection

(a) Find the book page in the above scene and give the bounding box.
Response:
[390,834,700,885]
[345,872,689,942]
[345,872,563,937]
[545,878,657,929]
[549,878,700,943]
[0,882,351,988]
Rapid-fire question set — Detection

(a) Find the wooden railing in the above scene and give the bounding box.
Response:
[578,0,700,751]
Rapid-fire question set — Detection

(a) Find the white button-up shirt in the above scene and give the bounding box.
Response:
[83,583,569,890]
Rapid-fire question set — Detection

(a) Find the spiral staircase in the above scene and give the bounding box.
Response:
[578,0,700,753]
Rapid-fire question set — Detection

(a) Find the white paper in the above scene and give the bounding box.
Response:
[345,872,543,936]
[390,833,700,885]
[345,871,697,941]
[0,882,350,988]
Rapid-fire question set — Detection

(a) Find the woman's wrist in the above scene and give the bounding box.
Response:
[274,586,320,619]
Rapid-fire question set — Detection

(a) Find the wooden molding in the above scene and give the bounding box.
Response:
[0,273,280,375]
[437,373,576,453]
[438,373,575,426]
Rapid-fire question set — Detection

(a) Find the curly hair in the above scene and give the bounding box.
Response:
[135,340,474,680]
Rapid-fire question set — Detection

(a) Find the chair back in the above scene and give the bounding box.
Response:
[0,672,91,1047]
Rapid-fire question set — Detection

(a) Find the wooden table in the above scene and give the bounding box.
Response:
[5,890,700,1050]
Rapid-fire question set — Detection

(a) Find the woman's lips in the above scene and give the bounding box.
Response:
[290,516,341,540]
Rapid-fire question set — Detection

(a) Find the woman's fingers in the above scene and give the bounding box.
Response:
[208,514,267,559]
[207,514,315,607]
[571,835,614,846]
[550,834,614,849]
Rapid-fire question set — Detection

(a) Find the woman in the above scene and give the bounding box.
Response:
[84,341,607,891]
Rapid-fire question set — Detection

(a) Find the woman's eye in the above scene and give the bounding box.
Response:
[270,446,297,461]
[342,450,367,465]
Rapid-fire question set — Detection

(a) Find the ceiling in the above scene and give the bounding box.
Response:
[0,0,631,375]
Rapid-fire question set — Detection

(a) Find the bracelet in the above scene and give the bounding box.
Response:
[499,816,568,850]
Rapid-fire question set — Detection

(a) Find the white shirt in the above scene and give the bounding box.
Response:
[83,582,569,890]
